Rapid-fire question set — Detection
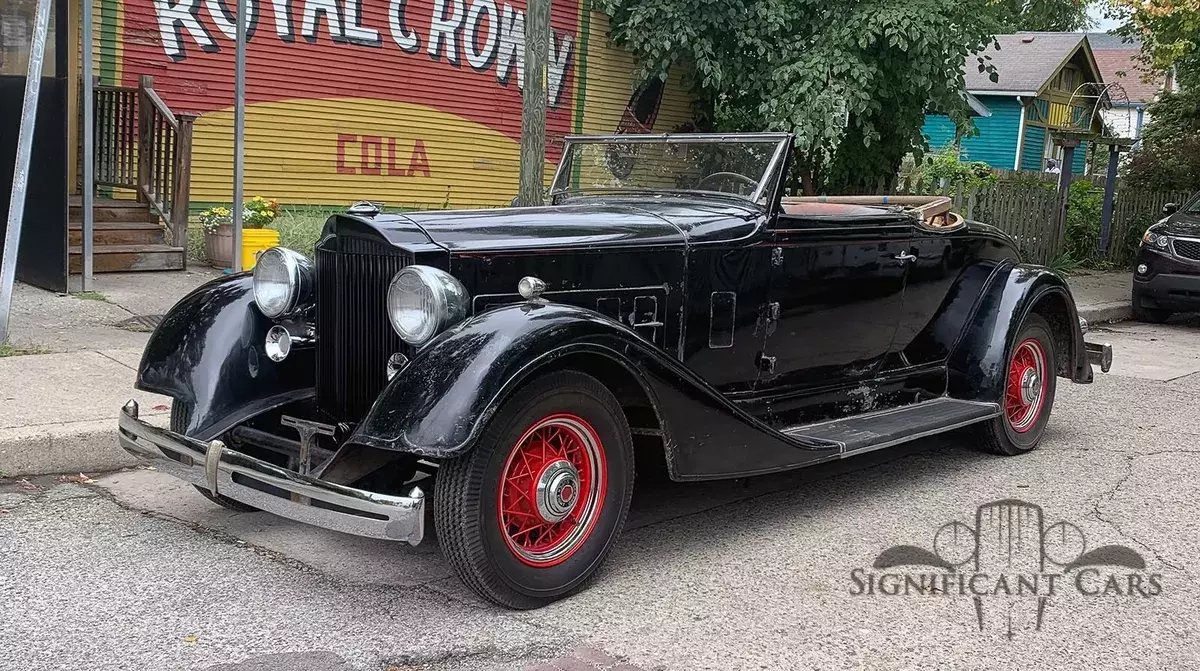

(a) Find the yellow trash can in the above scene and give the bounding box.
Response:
[242,228,281,270]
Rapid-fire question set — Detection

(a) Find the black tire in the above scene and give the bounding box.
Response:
[978,313,1057,456]
[170,403,258,513]
[434,371,634,609]
[1131,294,1171,324]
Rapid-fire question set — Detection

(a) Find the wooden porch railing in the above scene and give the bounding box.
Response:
[92,75,195,248]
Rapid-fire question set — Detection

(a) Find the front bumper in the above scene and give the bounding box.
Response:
[1133,270,1200,311]
[117,400,425,544]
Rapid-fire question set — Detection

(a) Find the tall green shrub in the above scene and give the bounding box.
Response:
[1062,181,1107,269]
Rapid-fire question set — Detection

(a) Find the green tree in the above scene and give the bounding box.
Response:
[1112,0,1200,88]
[1122,87,1200,191]
[989,0,1096,31]
[598,0,1003,193]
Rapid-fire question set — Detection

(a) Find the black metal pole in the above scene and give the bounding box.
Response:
[1099,145,1119,254]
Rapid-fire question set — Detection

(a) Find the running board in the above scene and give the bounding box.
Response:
[781,398,1000,454]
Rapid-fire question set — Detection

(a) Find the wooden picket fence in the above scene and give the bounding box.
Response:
[1106,188,1193,266]
[841,170,1190,267]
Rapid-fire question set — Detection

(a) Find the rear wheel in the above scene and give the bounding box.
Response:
[170,403,257,512]
[978,313,1057,456]
[434,371,634,609]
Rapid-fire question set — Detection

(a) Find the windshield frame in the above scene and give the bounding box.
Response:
[549,133,792,206]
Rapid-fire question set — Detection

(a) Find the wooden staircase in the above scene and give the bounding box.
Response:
[68,197,185,272]
[75,74,195,274]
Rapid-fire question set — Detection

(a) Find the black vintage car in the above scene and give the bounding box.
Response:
[118,133,1111,608]
[1133,192,1200,322]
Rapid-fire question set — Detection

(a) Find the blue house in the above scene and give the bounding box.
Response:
[922,33,1105,174]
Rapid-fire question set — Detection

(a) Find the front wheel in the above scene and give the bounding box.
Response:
[434,371,634,609]
[978,313,1057,456]
[1131,292,1171,324]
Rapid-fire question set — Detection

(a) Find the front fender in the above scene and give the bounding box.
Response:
[349,303,659,457]
[136,273,314,439]
[349,302,838,474]
[947,263,1091,403]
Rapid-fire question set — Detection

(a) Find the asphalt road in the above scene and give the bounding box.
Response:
[2,318,1199,671]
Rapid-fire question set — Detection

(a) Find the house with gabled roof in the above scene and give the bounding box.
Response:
[922,32,1106,173]
[1087,32,1178,141]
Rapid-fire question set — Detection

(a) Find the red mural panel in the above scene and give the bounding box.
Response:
[120,0,580,155]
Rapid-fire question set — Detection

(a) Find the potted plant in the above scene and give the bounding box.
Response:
[240,196,282,270]
[199,197,282,270]
[200,206,234,269]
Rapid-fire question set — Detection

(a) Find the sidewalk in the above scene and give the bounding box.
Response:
[1,268,218,477]
[1067,270,1133,325]
[0,268,1135,478]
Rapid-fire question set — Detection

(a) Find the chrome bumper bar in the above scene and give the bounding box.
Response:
[1085,341,1113,374]
[117,400,425,544]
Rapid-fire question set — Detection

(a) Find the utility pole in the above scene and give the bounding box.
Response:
[516,0,550,207]
[82,0,95,291]
[232,0,247,271]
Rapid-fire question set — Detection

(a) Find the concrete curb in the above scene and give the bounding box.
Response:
[1079,301,1132,325]
[0,415,166,478]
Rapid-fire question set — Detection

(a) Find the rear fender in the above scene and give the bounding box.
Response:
[349,302,838,478]
[947,263,1091,403]
[136,273,315,439]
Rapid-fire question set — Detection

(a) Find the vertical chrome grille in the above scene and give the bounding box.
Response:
[315,235,411,421]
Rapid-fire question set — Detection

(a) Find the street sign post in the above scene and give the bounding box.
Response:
[0,0,54,342]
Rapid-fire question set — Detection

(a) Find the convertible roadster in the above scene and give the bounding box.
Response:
[118,133,1111,608]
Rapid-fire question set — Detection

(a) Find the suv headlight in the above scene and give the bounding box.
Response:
[1143,229,1171,250]
[387,265,469,345]
[253,247,313,318]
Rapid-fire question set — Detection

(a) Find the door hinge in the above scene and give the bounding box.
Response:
[772,247,783,266]
[756,351,777,373]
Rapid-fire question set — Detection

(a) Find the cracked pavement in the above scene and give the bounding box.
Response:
[2,318,1199,670]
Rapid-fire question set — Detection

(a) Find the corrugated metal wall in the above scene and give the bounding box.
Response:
[96,0,693,209]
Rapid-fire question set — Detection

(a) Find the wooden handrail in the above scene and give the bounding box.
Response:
[142,85,179,131]
[89,73,194,266]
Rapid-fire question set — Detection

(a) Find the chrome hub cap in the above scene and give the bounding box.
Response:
[535,459,580,523]
[1020,368,1041,406]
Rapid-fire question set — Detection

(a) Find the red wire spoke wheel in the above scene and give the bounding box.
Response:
[1005,338,1048,433]
[434,371,634,609]
[978,313,1057,456]
[498,414,607,566]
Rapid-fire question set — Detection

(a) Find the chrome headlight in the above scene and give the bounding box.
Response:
[252,247,313,318]
[386,265,468,345]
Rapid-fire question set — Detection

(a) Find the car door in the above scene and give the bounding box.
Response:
[681,244,776,395]
[755,212,912,401]
[887,225,972,368]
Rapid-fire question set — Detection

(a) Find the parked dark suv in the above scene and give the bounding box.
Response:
[1133,192,1200,322]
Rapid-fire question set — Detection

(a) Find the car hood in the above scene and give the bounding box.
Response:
[392,197,763,253]
[1162,211,1200,237]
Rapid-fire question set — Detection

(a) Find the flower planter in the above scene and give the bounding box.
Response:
[204,224,234,269]
[242,228,281,270]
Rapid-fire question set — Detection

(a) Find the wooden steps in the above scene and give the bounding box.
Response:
[69,244,185,273]
[69,197,185,273]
